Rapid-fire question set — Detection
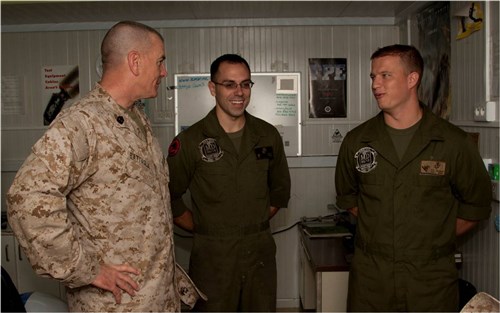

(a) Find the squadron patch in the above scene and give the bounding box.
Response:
[354,147,378,173]
[168,138,181,157]
[199,138,223,162]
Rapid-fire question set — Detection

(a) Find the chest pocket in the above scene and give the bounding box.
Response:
[247,160,269,198]
[416,174,448,187]
[194,164,230,203]
[359,173,384,185]
[125,150,159,191]
[357,172,386,218]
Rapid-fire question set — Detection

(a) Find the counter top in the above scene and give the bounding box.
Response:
[300,225,351,272]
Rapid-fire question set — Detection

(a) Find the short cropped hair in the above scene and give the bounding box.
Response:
[210,54,251,81]
[371,44,424,86]
[101,21,163,70]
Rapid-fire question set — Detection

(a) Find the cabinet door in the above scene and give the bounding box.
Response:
[14,239,62,298]
[320,271,349,312]
[1,234,18,284]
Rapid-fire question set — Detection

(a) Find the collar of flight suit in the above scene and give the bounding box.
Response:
[359,103,446,168]
[200,108,269,159]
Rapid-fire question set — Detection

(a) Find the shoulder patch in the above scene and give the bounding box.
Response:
[168,138,181,157]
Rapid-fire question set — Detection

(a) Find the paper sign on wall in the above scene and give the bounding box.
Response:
[42,65,79,125]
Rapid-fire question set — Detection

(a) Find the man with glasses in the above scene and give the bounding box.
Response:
[167,54,291,311]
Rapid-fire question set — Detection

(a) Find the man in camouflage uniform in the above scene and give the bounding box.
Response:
[7,21,204,312]
[335,44,492,311]
[167,54,291,311]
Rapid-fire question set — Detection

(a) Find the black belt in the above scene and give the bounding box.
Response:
[194,220,270,237]
[355,237,456,261]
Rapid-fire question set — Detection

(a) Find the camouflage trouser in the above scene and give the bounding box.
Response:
[190,229,277,312]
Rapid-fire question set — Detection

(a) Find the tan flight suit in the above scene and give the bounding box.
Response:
[7,84,203,312]
[335,105,492,312]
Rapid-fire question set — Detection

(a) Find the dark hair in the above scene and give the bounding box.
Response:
[371,44,424,86]
[210,54,251,81]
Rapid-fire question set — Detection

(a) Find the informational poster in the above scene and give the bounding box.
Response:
[1,76,24,115]
[329,124,349,154]
[42,65,79,125]
[308,58,347,118]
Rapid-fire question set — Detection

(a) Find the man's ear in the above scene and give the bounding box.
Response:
[408,72,419,89]
[128,50,140,76]
[208,80,216,96]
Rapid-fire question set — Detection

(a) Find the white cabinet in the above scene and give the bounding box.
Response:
[316,271,349,312]
[2,232,65,300]
[299,229,350,312]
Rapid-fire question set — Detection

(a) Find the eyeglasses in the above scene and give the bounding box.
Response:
[212,80,254,90]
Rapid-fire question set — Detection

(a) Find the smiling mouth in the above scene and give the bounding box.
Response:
[231,99,245,106]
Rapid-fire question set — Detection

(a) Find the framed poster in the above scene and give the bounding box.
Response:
[417,2,451,118]
[308,58,347,118]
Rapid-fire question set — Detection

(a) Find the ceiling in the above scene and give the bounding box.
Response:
[1,1,428,26]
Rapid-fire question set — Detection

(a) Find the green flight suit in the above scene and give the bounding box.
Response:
[335,105,492,312]
[168,109,291,311]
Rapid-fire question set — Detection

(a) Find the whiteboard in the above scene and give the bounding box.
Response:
[174,73,301,156]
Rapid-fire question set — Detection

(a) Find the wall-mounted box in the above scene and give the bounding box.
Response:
[474,101,496,122]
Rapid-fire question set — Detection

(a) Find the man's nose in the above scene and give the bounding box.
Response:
[161,64,167,77]
[234,84,244,95]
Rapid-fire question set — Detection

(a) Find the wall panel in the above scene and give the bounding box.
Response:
[2,24,399,152]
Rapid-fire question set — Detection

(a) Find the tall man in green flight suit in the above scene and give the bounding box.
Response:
[335,44,492,312]
[167,54,291,311]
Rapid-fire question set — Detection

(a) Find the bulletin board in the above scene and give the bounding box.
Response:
[174,73,302,156]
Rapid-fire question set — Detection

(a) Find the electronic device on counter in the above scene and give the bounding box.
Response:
[300,215,353,238]
[302,222,352,238]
